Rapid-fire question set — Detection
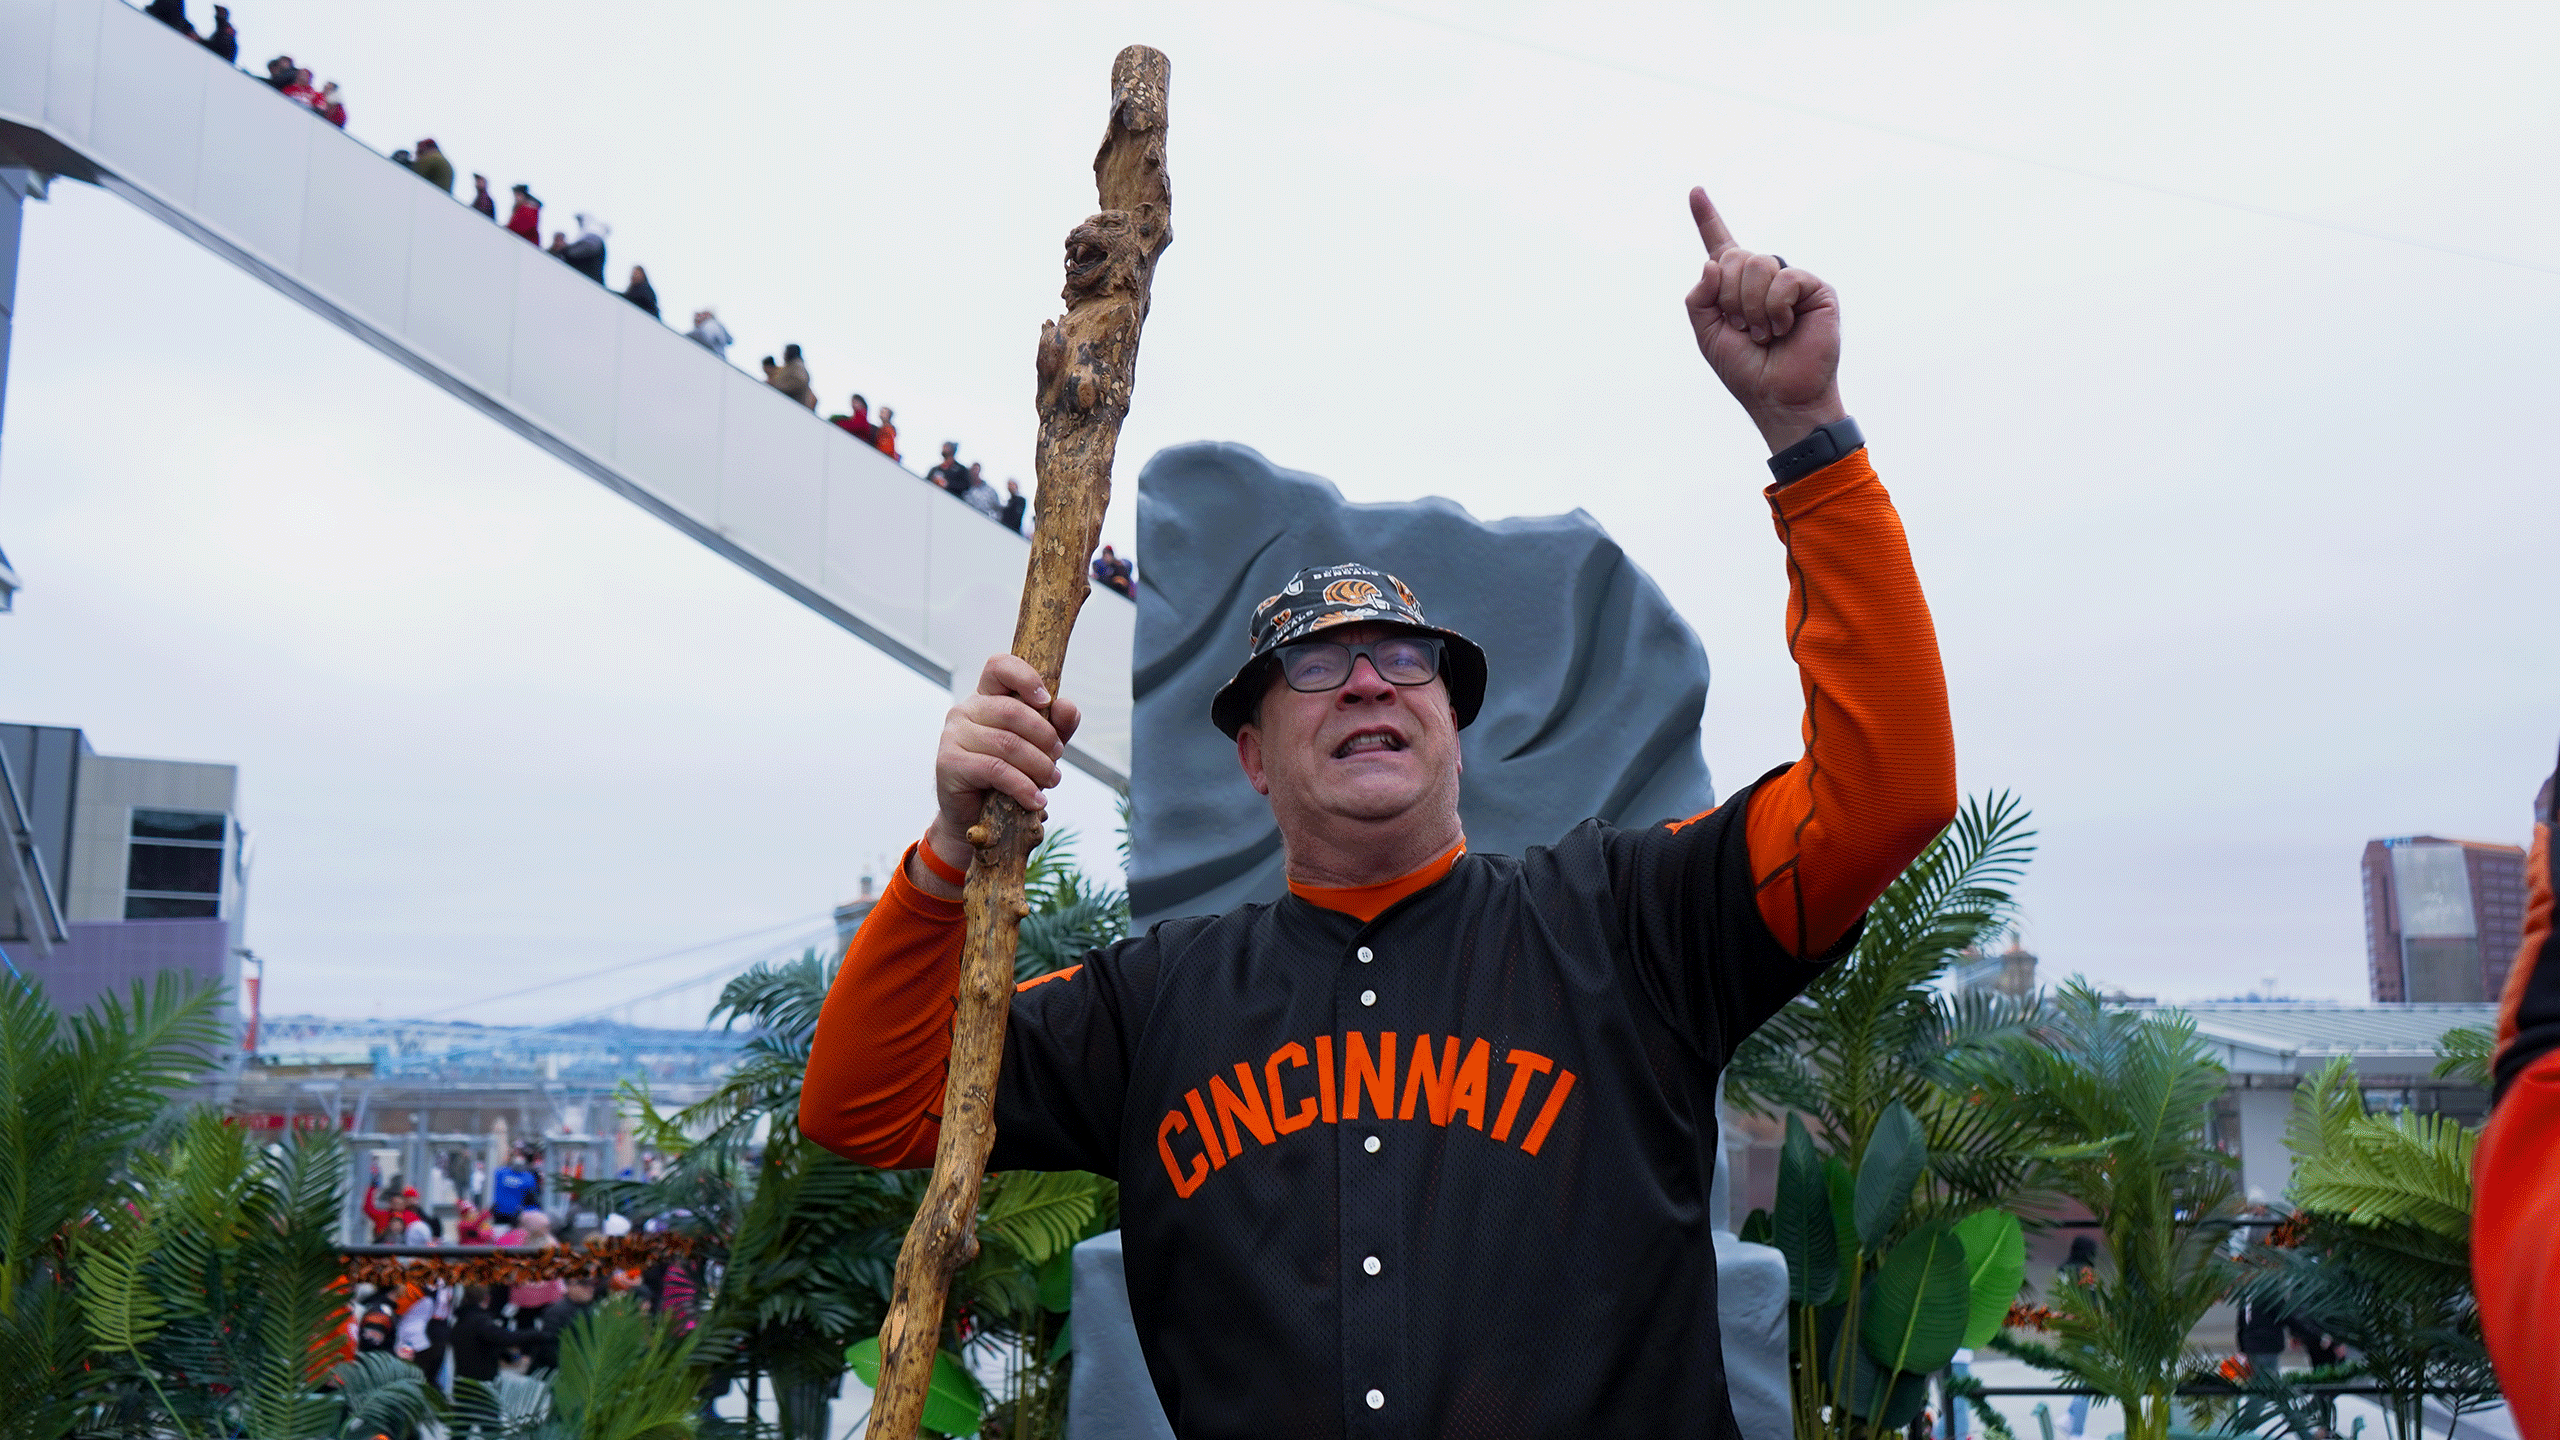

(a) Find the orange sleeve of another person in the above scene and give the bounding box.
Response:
[799,853,971,1168]
[1735,447,1958,958]
[2477,813,2560,1440]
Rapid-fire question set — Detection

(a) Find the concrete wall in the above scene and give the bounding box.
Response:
[32,914,233,1020]
[64,750,235,921]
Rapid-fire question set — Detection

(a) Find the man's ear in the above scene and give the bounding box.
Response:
[1237,725,1272,797]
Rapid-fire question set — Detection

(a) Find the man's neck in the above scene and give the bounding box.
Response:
[1280,813,1466,890]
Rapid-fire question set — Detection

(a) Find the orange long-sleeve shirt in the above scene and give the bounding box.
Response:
[2478,788,2559,1440]
[802,445,1954,1169]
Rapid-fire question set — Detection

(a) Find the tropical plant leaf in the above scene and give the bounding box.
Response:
[845,1337,986,1438]
[979,1171,1108,1267]
[1951,1209,2026,1349]
[1775,1114,1840,1306]
[550,1297,701,1440]
[1850,1350,1936,1431]
[74,1207,165,1356]
[2433,1024,2494,1090]
[1855,1101,1928,1250]
[1863,1221,1972,1376]
[1038,1246,1075,1314]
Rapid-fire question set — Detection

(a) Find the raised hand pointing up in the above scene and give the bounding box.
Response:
[1683,186,1849,454]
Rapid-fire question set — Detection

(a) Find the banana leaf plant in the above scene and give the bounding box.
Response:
[1756,1099,2025,1439]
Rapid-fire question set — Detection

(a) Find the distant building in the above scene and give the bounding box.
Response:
[2363,835,2527,1002]
[1951,936,2038,1000]
[2146,1001,2492,1204]
[0,722,244,1035]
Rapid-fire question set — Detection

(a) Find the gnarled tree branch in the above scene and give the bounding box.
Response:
[864,44,1172,1440]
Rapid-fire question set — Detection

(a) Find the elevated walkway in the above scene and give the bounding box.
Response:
[0,0,1130,787]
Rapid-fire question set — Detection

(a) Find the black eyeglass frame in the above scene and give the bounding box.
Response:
[1272,636,1447,694]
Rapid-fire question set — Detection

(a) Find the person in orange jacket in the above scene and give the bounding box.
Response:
[2476,750,2559,1440]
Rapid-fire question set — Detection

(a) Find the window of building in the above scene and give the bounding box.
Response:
[125,807,226,919]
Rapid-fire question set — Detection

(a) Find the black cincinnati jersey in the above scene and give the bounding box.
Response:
[987,772,1841,1440]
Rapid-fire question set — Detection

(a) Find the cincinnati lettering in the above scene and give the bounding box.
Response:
[1153,1031,1581,1199]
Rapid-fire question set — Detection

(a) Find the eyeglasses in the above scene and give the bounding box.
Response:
[1274,636,1445,693]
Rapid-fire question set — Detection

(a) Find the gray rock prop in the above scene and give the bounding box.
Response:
[1128,440,1715,929]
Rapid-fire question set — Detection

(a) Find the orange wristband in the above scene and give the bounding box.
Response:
[913,840,968,887]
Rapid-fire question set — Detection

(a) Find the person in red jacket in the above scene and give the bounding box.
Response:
[2476,751,2559,1440]
[505,185,541,245]
[800,186,1955,1438]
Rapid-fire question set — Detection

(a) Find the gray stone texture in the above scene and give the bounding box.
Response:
[1128,441,1715,928]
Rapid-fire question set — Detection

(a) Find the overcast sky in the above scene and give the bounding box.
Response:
[4,1,2554,1023]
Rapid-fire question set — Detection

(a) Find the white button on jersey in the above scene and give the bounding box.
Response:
[1364,1134,1381,1153]
[1363,1255,1382,1275]
[1366,1389,1386,1410]
[1357,946,1374,963]
[1359,990,1377,1007]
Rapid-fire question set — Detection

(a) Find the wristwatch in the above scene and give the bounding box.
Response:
[1766,416,1864,486]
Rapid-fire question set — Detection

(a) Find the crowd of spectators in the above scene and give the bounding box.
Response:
[350,1145,699,1389]
[131,0,1137,592]
[924,439,1032,534]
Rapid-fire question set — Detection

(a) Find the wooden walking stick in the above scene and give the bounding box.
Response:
[863,44,1172,1440]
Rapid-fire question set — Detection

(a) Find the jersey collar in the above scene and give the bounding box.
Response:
[1286,837,1468,924]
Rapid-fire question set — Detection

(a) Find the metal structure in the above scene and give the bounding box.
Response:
[0,0,1131,787]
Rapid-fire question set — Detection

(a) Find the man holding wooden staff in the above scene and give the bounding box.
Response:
[806,186,1956,1439]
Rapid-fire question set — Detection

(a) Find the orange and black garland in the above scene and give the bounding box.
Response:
[341,1231,698,1289]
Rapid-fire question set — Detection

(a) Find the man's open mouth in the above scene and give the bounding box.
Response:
[1333,729,1407,758]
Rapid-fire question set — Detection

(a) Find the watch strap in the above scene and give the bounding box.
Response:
[1766,416,1864,486]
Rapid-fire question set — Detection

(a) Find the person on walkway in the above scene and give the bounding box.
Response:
[800,185,1954,1439]
[201,6,236,62]
[830,393,876,442]
[262,55,294,91]
[622,265,659,317]
[404,138,452,194]
[280,67,319,108]
[688,307,733,358]
[505,185,541,245]
[926,441,969,495]
[962,463,1005,521]
[563,214,609,283]
[313,80,346,127]
[470,173,497,220]
[762,344,816,409]
[872,406,899,460]
[143,0,190,35]
[999,478,1026,534]
[1088,544,1134,598]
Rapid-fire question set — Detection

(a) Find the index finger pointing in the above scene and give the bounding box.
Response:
[1688,186,1737,260]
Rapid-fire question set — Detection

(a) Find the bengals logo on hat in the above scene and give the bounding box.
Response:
[1323,578,1383,607]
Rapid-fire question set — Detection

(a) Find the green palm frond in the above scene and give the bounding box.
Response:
[2287,1058,2476,1242]
[328,1351,443,1438]
[548,1298,700,1440]
[74,1208,164,1355]
[2433,1024,2494,1090]
[1728,792,2040,1195]
[978,1171,1109,1267]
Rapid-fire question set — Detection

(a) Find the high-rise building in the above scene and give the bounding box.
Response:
[0,722,244,1033]
[2363,836,2528,1003]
